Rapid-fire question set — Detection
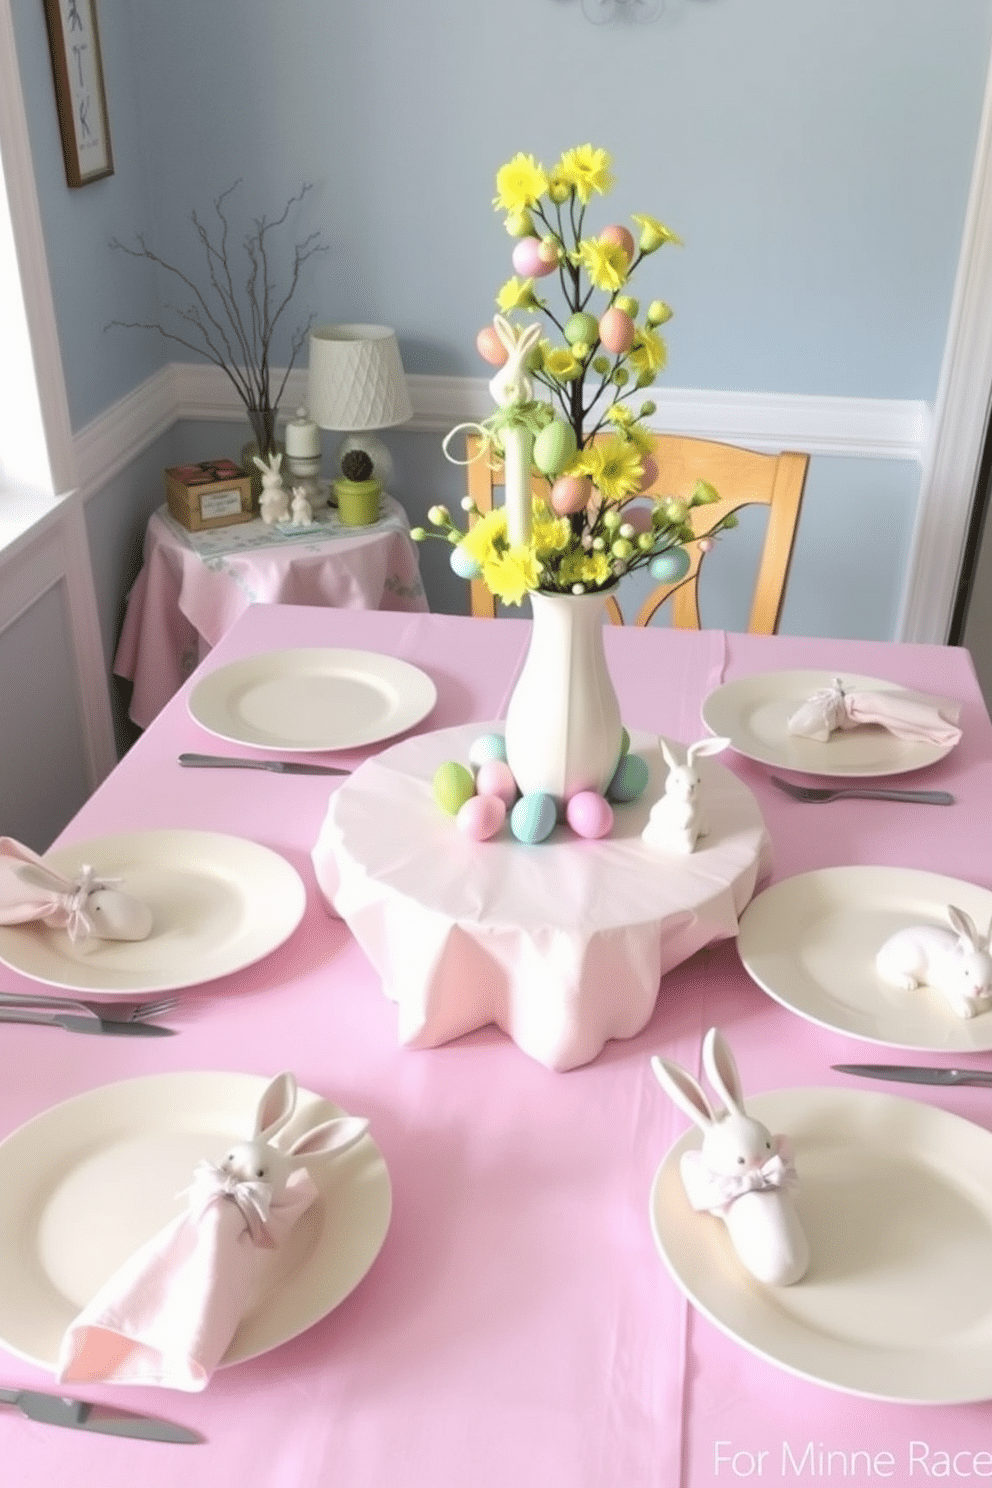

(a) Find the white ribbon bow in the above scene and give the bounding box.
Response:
[183,1160,276,1248]
[681,1138,798,1215]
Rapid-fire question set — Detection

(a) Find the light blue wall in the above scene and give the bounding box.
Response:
[10,0,992,646]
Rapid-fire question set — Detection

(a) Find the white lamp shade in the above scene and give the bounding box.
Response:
[308,324,413,431]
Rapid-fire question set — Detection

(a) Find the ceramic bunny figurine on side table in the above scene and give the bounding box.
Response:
[875,905,992,1019]
[289,485,315,527]
[642,736,731,854]
[652,1028,809,1286]
[255,451,290,524]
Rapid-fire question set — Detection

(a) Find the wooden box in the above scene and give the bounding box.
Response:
[164,460,254,531]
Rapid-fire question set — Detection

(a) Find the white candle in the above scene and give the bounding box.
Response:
[503,425,532,548]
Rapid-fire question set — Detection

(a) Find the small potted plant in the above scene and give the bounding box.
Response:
[334,449,381,526]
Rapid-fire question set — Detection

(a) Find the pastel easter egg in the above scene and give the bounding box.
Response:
[450,544,482,580]
[621,503,653,535]
[550,474,593,516]
[600,224,636,259]
[619,726,631,757]
[638,454,659,491]
[649,547,691,584]
[598,307,636,355]
[512,236,557,278]
[476,326,509,366]
[468,732,508,768]
[608,752,650,803]
[533,418,578,477]
[433,761,475,815]
[475,759,518,808]
[510,791,557,845]
[566,791,614,840]
[565,311,599,346]
[457,793,507,841]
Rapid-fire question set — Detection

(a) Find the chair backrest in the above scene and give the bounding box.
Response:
[464,432,809,633]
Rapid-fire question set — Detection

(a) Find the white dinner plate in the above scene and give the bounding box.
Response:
[0,1072,391,1372]
[701,670,957,777]
[736,866,992,1051]
[188,648,438,752]
[650,1085,992,1403]
[0,830,306,997]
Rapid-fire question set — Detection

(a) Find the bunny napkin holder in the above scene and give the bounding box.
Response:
[57,1073,369,1391]
[642,736,732,855]
[876,904,992,1019]
[651,1028,809,1286]
[0,836,152,947]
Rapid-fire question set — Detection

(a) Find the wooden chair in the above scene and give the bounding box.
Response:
[464,432,809,633]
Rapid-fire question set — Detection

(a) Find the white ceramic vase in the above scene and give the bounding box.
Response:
[504,587,623,804]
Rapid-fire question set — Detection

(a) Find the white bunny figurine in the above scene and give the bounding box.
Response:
[254,451,290,524]
[875,905,992,1019]
[289,485,314,526]
[652,1029,809,1286]
[218,1071,369,1205]
[488,314,543,409]
[641,736,731,854]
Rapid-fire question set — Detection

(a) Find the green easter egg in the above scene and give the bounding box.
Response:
[433,761,475,815]
[533,418,578,477]
[564,312,599,346]
[608,752,650,803]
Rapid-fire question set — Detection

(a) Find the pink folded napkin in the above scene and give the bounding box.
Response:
[56,1073,368,1391]
[0,837,152,945]
[787,677,962,746]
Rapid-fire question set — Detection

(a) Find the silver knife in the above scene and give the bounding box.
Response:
[0,1386,202,1442]
[179,752,349,776]
[833,1063,992,1087]
[0,1009,174,1037]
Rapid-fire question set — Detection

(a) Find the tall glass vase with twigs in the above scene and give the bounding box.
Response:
[108,181,327,458]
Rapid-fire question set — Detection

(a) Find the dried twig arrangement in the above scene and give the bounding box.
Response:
[108,181,327,454]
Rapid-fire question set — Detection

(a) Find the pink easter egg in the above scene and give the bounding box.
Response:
[598,307,636,355]
[512,237,557,279]
[550,474,593,516]
[475,759,519,808]
[566,791,614,840]
[457,794,507,841]
[622,502,653,535]
[600,224,636,259]
[477,326,509,366]
[638,454,659,491]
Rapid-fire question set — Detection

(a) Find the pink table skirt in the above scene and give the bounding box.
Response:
[2,605,991,1488]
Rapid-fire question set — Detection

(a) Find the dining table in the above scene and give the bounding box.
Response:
[3,601,992,1487]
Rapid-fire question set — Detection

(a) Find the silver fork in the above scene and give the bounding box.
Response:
[0,992,179,1023]
[768,775,955,805]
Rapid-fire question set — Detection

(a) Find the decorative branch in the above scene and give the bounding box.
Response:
[107,181,327,453]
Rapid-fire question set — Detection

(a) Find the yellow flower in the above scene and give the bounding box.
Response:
[558,550,613,588]
[543,346,582,382]
[573,239,629,293]
[556,145,613,205]
[531,502,572,554]
[628,327,667,377]
[631,214,682,253]
[482,547,542,606]
[592,436,644,500]
[496,276,540,313]
[461,507,507,565]
[493,153,549,213]
[569,444,606,485]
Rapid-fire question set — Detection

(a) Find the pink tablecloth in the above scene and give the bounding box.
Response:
[3,604,992,1488]
[113,499,428,728]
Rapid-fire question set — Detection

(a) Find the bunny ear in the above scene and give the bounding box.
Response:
[650,1056,715,1130]
[686,736,731,763]
[252,455,268,473]
[286,1115,369,1163]
[948,905,980,949]
[492,314,516,352]
[253,1072,298,1142]
[658,738,680,770]
[701,1028,745,1116]
[517,322,542,355]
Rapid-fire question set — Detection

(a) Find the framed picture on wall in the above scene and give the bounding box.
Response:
[42,0,114,188]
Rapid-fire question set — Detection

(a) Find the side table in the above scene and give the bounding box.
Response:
[113,495,428,727]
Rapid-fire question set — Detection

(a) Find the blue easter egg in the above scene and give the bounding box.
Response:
[468,731,508,768]
[510,791,557,845]
[608,752,650,802]
[649,547,691,584]
[450,545,482,580]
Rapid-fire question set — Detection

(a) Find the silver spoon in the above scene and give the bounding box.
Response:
[769,775,954,805]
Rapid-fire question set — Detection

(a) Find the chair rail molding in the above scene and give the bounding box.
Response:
[76,360,931,475]
[899,31,992,646]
